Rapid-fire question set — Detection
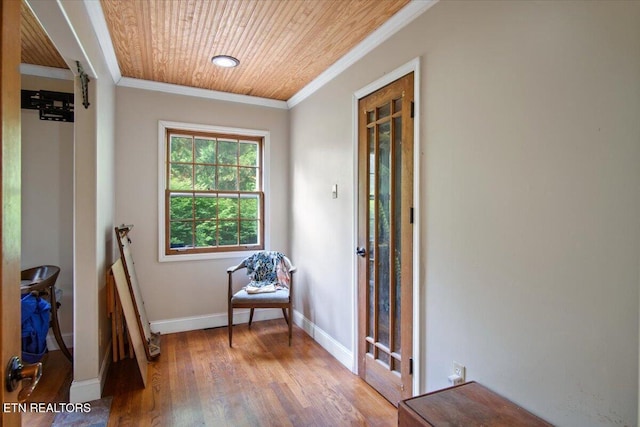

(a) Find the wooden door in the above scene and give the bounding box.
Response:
[1,0,24,425]
[357,73,414,406]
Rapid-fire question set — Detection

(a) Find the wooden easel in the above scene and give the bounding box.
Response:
[108,259,149,387]
[114,224,161,361]
[106,225,161,388]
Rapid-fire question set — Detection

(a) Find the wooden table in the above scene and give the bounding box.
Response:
[398,382,552,426]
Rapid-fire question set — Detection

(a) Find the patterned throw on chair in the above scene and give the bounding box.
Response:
[244,251,290,293]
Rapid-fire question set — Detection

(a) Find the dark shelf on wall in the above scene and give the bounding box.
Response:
[21,89,74,122]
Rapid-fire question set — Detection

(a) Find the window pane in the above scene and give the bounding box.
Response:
[393,98,402,114]
[218,195,239,219]
[367,110,375,124]
[377,350,390,366]
[393,358,401,375]
[194,165,216,190]
[368,260,375,338]
[239,195,259,219]
[377,103,390,120]
[368,127,375,196]
[240,220,258,245]
[238,167,257,191]
[164,127,264,255]
[195,221,217,247]
[219,220,238,246]
[393,116,402,354]
[170,221,193,248]
[239,142,258,166]
[170,136,192,162]
[377,120,391,349]
[195,138,216,164]
[195,195,217,220]
[369,198,375,252]
[217,139,238,165]
[170,195,193,220]
[368,125,375,256]
[217,166,238,190]
[170,164,193,190]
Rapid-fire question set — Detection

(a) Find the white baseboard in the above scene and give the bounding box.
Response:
[68,337,111,403]
[293,310,354,372]
[69,377,101,403]
[99,339,112,396]
[150,308,285,335]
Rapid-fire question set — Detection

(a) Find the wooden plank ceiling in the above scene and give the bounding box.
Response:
[21,0,411,101]
[21,1,67,69]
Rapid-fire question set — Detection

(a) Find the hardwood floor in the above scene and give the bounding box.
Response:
[22,350,73,427]
[18,320,396,426]
[104,319,397,426]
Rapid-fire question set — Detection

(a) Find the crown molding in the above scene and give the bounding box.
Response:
[20,64,74,80]
[286,0,438,108]
[118,77,289,109]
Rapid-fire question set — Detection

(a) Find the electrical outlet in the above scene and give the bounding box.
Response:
[453,361,466,382]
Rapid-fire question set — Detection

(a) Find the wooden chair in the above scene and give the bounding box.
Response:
[21,265,73,362]
[227,252,296,347]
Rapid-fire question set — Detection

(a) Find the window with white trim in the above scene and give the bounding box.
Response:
[161,124,265,259]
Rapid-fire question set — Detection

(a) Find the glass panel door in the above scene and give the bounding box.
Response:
[366,100,401,371]
[358,72,414,405]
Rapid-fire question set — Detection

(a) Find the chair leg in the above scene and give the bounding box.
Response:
[248,308,255,328]
[288,306,292,346]
[282,308,289,325]
[228,307,233,347]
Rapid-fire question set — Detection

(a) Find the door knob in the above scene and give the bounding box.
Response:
[356,247,366,257]
[5,356,42,402]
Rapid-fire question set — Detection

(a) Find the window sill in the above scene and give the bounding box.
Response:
[159,249,258,263]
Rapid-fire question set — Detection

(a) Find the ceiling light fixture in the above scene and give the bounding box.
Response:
[211,55,239,68]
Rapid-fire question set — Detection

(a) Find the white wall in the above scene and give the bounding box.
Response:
[71,62,116,401]
[35,0,118,403]
[70,64,116,402]
[289,1,640,425]
[20,74,74,339]
[289,84,355,349]
[95,73,116,373]
[114,87,290,325]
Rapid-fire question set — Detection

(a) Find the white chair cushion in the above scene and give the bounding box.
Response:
[231,288,289,304]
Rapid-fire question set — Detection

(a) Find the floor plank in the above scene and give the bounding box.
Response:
[104,319,397,426]
[21,350,73,427]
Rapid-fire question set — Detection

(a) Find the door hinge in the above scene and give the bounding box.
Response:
[410,207,414,224]
[410,101,415,118]
[410,357,414,375]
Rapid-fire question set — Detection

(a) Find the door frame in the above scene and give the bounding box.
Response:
[351,57,422,396]
[1,0,23,423]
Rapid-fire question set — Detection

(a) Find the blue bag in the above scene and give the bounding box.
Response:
[21,292,51,363]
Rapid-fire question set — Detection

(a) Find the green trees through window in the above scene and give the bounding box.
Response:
[166,129,263,254]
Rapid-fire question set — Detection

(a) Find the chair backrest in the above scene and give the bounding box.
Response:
[20,265,60,290]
